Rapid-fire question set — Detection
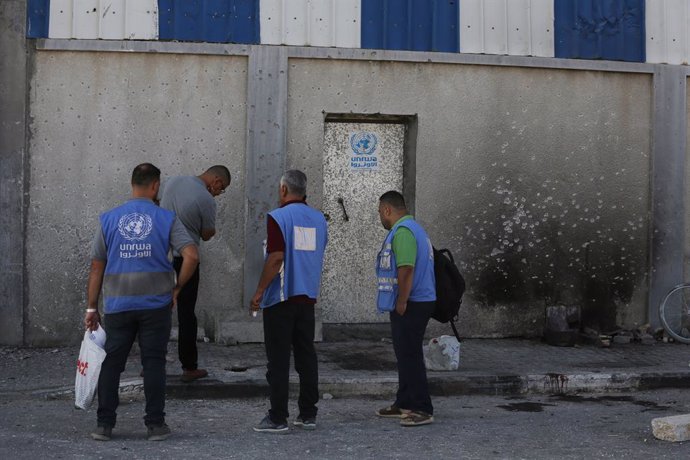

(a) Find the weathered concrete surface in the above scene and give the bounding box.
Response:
[686,77,690,284]
[287,60,652,337]
[0,0,27,345]
[26,52,248,345]
[652,414,690,442]
[237,46,288,344]
[649,67,687,330]
[21,46,673,344]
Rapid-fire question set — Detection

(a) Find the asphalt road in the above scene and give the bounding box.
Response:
[1,390,689,459]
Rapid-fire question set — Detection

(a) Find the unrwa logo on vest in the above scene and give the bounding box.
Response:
[118,213,153,241]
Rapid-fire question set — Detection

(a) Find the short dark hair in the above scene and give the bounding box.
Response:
[206,165,231,184]
[131,163,161,186]
[379,190,406,210]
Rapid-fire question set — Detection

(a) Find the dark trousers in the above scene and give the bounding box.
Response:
[174,257,200,370]
[262,301,319,424]
[390,300,435,415]
[97,306,172,428]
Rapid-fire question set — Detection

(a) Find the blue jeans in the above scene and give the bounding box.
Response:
[97,306,172,428]
[390,300,435,415]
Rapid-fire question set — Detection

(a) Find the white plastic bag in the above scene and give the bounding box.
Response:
[424,335,460,371]
[75,326,107,410]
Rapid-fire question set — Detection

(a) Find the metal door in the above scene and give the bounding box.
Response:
[321,122,405,323]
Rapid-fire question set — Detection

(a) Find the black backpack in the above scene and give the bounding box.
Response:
[432,247,465,342]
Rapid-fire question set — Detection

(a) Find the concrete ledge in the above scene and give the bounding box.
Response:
[37,378,144,402]
[639,372,690,390]
[652,414,690,442]
[32,39,670,76]
[13,365,690,400]
[160,370,690,400]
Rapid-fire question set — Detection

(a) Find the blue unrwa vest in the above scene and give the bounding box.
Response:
[376,218,436,313]
[99,199,176,313]
[262,203,328,308]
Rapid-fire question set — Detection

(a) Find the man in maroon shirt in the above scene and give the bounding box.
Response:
[265,198,314,306]
[250,170,327,433]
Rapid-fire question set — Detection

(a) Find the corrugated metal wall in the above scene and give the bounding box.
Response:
[158,0,259,43]
[260,0,360,48]
[554,0,646,62]
[361,0,459,52]
[27,0,50,38]
[48,0,158,40]
[459,0,554,57]
[26,0,690,65]
[646,0,690,65]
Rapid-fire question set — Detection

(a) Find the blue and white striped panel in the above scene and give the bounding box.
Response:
[25,0,690,65]
[27,0,261,43]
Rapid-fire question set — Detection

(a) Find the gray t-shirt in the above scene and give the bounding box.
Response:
[91,198,194,260]
[159,176,216,246]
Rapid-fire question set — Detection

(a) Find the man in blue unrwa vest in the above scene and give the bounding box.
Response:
[250,170,328,433]
[375,190,436,426]
[84,163,199,441]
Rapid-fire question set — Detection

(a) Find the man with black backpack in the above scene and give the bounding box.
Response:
[374,191,435,427]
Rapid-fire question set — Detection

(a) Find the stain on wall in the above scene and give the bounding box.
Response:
[287,60,651,337]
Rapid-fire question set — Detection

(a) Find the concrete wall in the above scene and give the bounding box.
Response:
[687,77,690,284]
[11,39,689,344]
[26,52,247,345]
[0,0,27,345]
[288,60,652,337]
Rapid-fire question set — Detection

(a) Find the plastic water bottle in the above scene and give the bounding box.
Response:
[89,325,107,349]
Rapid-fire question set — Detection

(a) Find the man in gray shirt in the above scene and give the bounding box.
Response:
[160,165,231,382]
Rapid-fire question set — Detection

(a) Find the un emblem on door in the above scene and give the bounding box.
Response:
[350,131,378,155]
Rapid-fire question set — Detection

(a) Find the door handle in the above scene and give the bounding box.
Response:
[337,197,349,222]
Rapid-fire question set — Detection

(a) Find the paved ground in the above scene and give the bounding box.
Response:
[1,390,689,459]
[3,338,690,458]
[2,339,689,400]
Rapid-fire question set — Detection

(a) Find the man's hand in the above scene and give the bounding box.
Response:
[84,311,101,331]
[250,251,284,317]
[86,260,106,327]
[395,266,413,316]
[172,286,181,309]
[250,291,263,315]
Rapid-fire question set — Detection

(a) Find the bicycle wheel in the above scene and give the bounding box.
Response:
[659,284,690,344]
